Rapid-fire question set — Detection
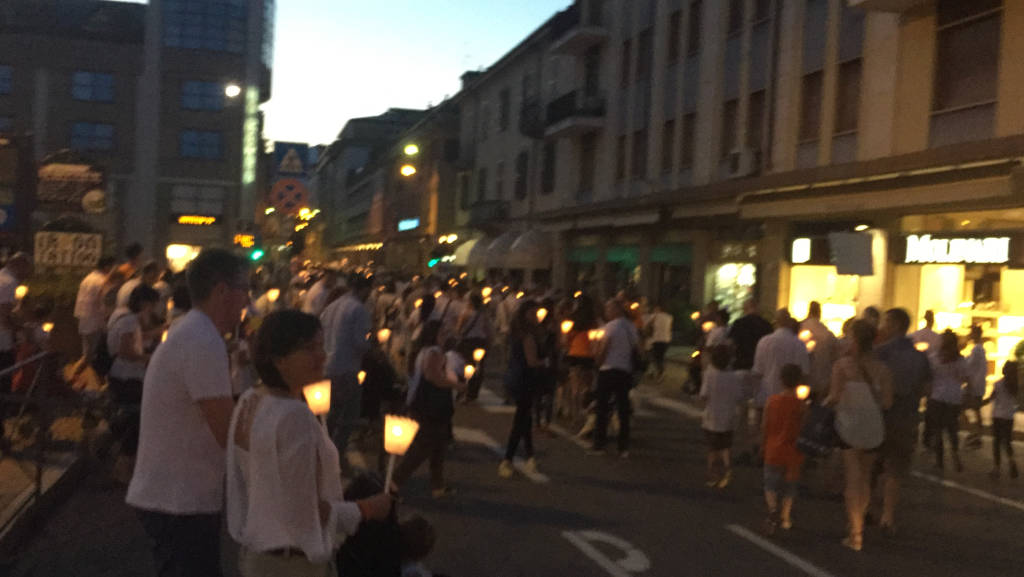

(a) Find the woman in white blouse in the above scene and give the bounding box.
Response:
[106,284,160,458]
[227,310,393,577]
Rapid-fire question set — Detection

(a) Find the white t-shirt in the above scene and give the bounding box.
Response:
[0,268,18,351]
[226,389,362,563]
[752,328,811,407]
[301,278,331,317]
[126,309,233,514]
[108,309,146,381]
[75,270,108,335]
[116,278,143,309]
[929,357,967,405]
[600,317,638,373]
[991,378,1019,420]
[700,368,747,432]
[649,312,673,344]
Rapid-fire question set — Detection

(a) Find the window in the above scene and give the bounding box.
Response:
[721,99,738,158]
[680,113,696,168]
[163,0,247,53]
[834,59,861,134]
[476,167,488,202]
[514,151,529,200]
[661,119,676,173]
[71,72,114,102]
[728,0,744,35]
[616,135,627,181]
[182,81,225,110]
[620,39,632,88]
[631,128,648,178]
[171,185,226,216]
[495,161,505,200]
[579,133,596,194]
[747,90,765,148]
[0,65,10,95]
[799,71,823,142]
[687,1,703,55]
[933,1,1001,112]
[637,28,653,82]
[180,130,222,159]
[667,11,682,65]
[71,122,114,151]
[498,89,511,132]
[542,141,556,194]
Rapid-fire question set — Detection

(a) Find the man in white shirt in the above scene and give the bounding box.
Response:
[801,301,839,398]
[0,253,31,393]
[590,299,640,457]
[911,310,942,355]
[751,309,810,453]
[116,261,160,309]
[964,325,988,447]
[320,273,373,468]
[646,304,673,379]
[74,256,116,369]
[301,268,337,317]
[126,248,250,577]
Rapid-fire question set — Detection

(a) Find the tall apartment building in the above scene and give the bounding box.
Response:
[0,0,273,267]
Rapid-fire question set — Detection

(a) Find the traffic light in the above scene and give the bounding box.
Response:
[249,248,265,261]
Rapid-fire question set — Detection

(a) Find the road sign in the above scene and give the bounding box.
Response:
[34,231,102,268]
[273,142,310,178]
[270,177,309,215]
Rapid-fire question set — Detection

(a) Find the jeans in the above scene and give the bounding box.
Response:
[326,373,362,461]
[505,391,535,460]
[137,509,223,577]
[594,369,632,452]
[993,418,1015,467]
[393,421,449,490]
[926,399,960,465]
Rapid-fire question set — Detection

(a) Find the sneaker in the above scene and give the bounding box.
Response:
[523,457,539,475]
[498,460,514,478]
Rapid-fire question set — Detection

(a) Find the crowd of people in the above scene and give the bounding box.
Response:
[60,245,1023,573]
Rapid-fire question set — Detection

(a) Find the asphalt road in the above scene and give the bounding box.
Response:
[8,376,1024,577]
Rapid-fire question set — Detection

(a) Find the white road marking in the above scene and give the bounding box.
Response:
[911,471,1024,513]
[640,394,703,420]
[726,525,838,577]
[562,530,651,577]
[452,426,550,483]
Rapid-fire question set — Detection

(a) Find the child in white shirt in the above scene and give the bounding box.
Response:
[986,361,1019,480]
[699,344,748,488]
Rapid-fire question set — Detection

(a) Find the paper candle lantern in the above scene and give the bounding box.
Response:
[434,291,443,299]
[799,330,813,342]
[561,320,574,334]
[267,288,281,303]
[630,302,640,311]
[15,285,27,300]
[161,330,168,343]
[473,348,486,362]
[482,287,493,299]
[42,322,54,333]
[915,342,929,352]
[702,321,714,333]
[483,297,492,305]
[303,380,332,416]
[573,290,583,299]
[796,385,811,401]
[806,340,817,353]
[377,328,391,344]
[691,350,700,359]
[464,365,476,381]
[516,291,525,299]
[357,370,367,385]
[536,308,548,323]
[691,311,701,321]
[384,415,420,455]
[414,298,423,309]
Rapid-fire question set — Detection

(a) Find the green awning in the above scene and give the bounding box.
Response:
[568,246,600,263]
[650,243,692,265]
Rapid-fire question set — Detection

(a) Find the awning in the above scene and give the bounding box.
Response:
[452,237,478,266]
[506,229,553,269]
[485,231,519,269]
[467,235,493,268]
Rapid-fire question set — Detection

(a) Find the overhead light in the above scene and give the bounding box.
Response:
[855,224,869,232]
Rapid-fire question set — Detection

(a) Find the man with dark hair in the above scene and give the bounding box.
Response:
[116,260,161,308]
[75,256,117,370]
[116,242,144,279]
[320,271,374,469]
[127,248,249,577]
[874,307,931,533]
[728,299,773,371]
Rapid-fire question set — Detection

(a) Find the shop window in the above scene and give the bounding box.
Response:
[579,133,597,197]
[631,128,648,179]
[933,2,1001,113]
[799,71,823,142]
[661,119,676,173]
[620,39,632,88]
[476,167,488,202]
[680,112,696,168]
[721,99,738,158]
[71,72,114,102]
[182,81,224,110]
[0,65,11,95]
[171,185,225,216]
[747,90,765,149]
[727,0,744,35]
[667,10,682,65]
[541,141,556,195]
[834,59,861,134]
[616,134,627,181]
[514,151,529,200]
[498,88,510,132]
[636,28,653,82]
[180,130,222,159]
[687,0,703,56]
[70,122,114,151]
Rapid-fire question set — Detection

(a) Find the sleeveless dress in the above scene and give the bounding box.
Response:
[835,379,885,450]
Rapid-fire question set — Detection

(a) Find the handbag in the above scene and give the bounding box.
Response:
[797,403,838,457]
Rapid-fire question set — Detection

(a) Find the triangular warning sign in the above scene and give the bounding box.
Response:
[279,148,304,174]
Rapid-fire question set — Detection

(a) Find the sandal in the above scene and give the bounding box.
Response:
[842,534,863,552]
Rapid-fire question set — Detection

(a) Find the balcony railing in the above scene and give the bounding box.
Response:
[545,91,606,137]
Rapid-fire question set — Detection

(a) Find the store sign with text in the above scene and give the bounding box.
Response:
[899,234,1012,265]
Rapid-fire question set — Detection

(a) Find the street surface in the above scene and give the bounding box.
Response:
[8,375,1024,577]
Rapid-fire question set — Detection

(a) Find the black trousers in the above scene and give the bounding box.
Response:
[595,369,632,452]
[926,400,960,465]
[651,342,669,375]
[108,377,143,456]
[993,418,1015,467]
[393,421,449,490]
[137,509,222,577]
[505,391,535,460]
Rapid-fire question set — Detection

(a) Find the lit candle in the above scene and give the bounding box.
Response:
[414,298,423,309]
[806,340,817,353]
[691,311,701,321]
[358,370,367,385]
[594,329,605,341]
[799,329,813,342]
[915,342,929,352]
[434,290,443,299]
[42,322,54,333]
[161,330,168,343]
[384,414,420,456]
[630,302,640,311]
[536,307,548,323]
[464,364,476,381]
[691,350,700,359]
[561,320,574,334]
[267,288,280,303]
[377,328,391,344]
[573,290,583,299]
[483,297,492,305]
[796,385,811,401]
[15,285,27,300]
[303,380,332,416]
[702,321,714,333]
[473,348,486,363]
[482,287,493,299]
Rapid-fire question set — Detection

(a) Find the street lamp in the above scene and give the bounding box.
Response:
[404,143,420,156]
[400,164,417,177]
[225,83,242,98]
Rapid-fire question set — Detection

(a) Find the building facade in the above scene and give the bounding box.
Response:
[0,0,274,268]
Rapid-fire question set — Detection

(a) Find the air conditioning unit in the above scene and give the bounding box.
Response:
[727,147,760,179]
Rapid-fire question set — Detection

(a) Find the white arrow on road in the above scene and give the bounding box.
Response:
[563,529,651,577]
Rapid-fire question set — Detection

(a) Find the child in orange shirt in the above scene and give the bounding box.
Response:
[762,363,806,534]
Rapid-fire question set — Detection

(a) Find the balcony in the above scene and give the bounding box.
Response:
[545,91,606,138]
[845,0,929,11]
[549,2,607,55]
[467,200,508,229]
[519,99,545,140]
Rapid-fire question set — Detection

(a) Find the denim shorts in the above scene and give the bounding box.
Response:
[764,465,798,497]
